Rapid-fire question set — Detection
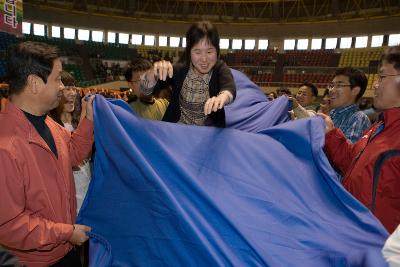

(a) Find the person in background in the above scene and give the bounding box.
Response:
[276,87,291,97]
[289,82,319,119]
[316,88,331,115]
[327,67,371,143]
[125,58,169,121]
[267,91,277,100]
[139,21,236,127]
[50,71,92,214]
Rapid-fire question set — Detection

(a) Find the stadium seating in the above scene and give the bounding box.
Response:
[283,73,334,88]
[283,50,336,67]
[0,32,387,91]
[222,50,278,66]
[339,47,384,68]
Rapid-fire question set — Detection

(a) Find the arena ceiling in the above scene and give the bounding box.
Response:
[25,0,400,23]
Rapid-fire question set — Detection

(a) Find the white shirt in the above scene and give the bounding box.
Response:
[383,225,400,267]
[64,122,92,213]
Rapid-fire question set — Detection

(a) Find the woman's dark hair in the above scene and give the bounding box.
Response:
[49,71,80,129]
[61,71,76,87]
[180,21,220,64]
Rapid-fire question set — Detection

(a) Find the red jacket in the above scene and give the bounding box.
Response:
[0,102,94,266]
[325,107,400,233]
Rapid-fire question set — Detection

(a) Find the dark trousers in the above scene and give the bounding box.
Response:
[50,247,82,267]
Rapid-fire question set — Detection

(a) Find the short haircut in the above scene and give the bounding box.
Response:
[276,87,291,95]
[7,41,59,95]
[61,71,76,87]
[181,21,220,64]
[300,82,318,97]
[334,67,367,102]
[124,58,152,82]
[381,45,400,71]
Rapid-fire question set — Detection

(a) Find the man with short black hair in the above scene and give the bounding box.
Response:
[290,82,319,119]
[327,67,370,143]
[0,41,94,266]
[276,87,291,97]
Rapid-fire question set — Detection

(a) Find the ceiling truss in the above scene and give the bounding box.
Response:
[27,0,400,23]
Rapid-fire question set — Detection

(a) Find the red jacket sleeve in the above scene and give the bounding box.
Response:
[68,118,94,167]
[324,128,357,175]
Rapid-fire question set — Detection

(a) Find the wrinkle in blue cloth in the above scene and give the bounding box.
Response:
[78,91,388,266]
[225,69,290,132]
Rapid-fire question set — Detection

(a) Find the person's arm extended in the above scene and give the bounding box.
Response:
[140,60,174,95]
[218,62,236,101]
[68,96,94,167]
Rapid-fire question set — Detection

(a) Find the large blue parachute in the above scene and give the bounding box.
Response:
[78,70,388,266]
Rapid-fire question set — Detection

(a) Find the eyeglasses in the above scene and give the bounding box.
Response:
[327,83,352,90]
[377,74,400,82]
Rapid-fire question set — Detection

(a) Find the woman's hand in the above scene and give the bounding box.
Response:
[139,60,173,95]
[152,60,173,81]
[204,91,232,115]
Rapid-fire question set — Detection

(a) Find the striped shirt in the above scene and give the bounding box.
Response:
[330,104,371,143]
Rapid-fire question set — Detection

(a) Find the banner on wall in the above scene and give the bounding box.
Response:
[0,0,22,35]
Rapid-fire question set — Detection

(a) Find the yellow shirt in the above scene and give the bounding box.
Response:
[129,98,169,121]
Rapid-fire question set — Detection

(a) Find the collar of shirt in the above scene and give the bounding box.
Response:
[304,104,318,111]
[187,65,212,84]
[330,104,358,119]
[23,111,47,128]
[381,107,400,128]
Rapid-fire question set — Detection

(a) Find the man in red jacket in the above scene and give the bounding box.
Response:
[0,42,94,266]
[320,46,400,233]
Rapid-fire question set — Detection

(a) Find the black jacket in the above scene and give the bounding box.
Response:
[162,60,236,127]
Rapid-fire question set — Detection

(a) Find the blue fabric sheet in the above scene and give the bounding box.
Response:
[78,91,388,266]
[225,69,290,132]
